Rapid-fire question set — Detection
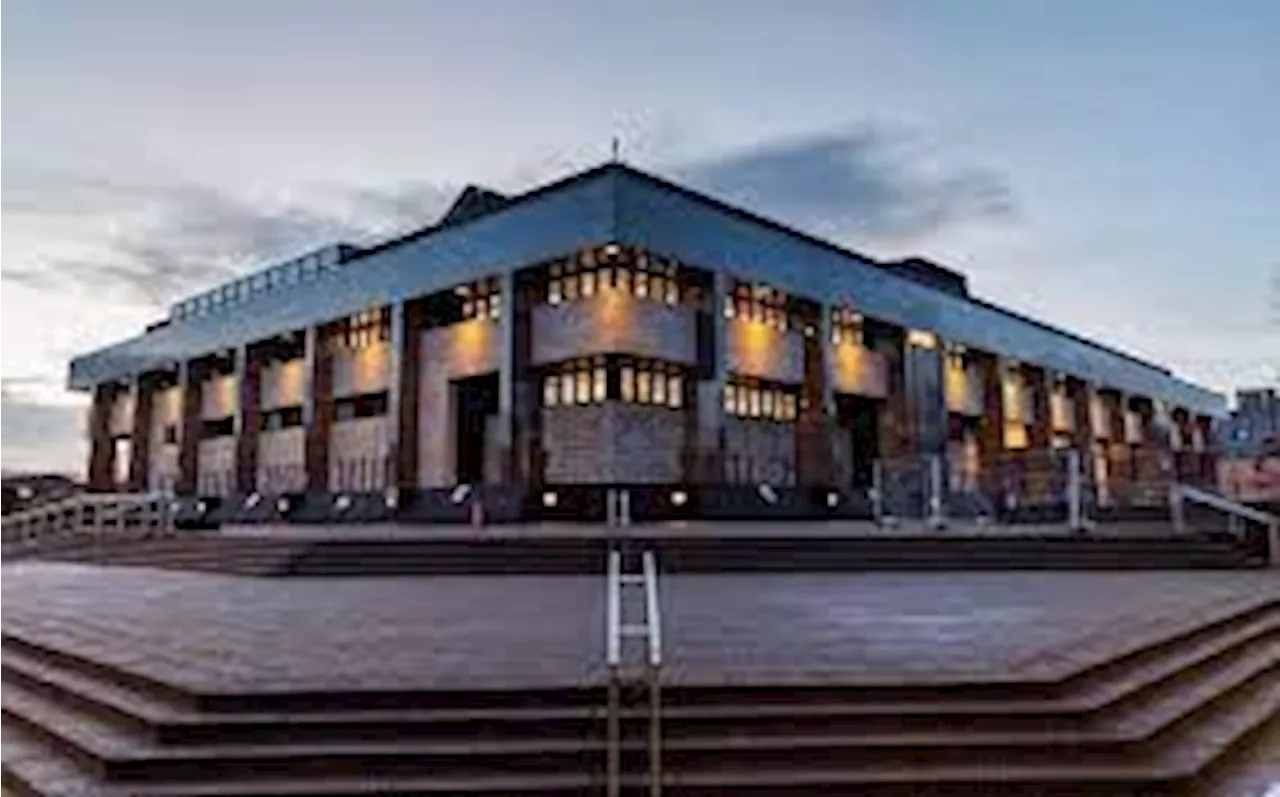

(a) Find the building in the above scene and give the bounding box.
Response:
[1219,388,1280,505]
[67,163,1226,520]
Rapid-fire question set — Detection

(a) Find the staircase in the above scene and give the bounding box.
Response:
[3,598,1278,795]
[30,529,1265,575]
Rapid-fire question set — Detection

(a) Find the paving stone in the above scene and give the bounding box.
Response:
[3,563,1278,694]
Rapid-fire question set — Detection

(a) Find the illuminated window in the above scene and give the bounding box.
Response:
[651,274,665,304]
[617,267,631,295]
[563,266,579,301]
[668,374,683,408]
[653,371,667,405]
[665,279,679,306]
[560,372,574,405]
[637,370,652,403]
[724,384,736,413]
[592,365,607,402]
[762,389,775,418]
[543,375,559,407]
[748,387,762,418]
[907,329,938,349]
[489,292,502,319]
[736,386,749,417]
[635,271,649,299]
[581,270,596,298]
[549,265,563,305]
[781,393,797,421]
[621,366,635,403]
[575,368,591,404]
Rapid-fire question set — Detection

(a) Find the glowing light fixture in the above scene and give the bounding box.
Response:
[671,490,688,507]
[542,491,558,508]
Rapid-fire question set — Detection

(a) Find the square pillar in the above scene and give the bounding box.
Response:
[393,303,423,494]
[235,344,262,495]
[974,351,1005,494]
[87,383,116,491]
[694,271,729,482]
[127,376,155,492]
[304,325,335,493]
[1024,365,1052,450]
[176,361,202,496]
[796,301,830,487]
[872,322,910,461]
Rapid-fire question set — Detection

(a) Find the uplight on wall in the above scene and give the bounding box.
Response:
[906,329,938,349]
[542,491,559,508]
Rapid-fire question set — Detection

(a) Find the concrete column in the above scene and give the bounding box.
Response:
[176,361,201,496]
[127,375,154,492]
[304,324,334,493]
[391,302,423,495]
[1101,389,1131,500]
[695,271,729,482]
[872,323,910,461]
[903,333,946,458]
[495,273,520,485]
[1025,365,1052,450]
[510,277,537,488]
[235,344,262,495]
[87,383,116,491]
[796,301,829,487]
[974,351,1005,494]
[1068,379,1093,451]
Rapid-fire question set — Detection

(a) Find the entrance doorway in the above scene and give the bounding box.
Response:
[837,395,881,489]
[454,373,500,485]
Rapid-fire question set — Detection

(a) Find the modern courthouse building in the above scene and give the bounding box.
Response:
[69,163,1226,521]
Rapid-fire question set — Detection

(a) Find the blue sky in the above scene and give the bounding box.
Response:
[3,0,1278,473]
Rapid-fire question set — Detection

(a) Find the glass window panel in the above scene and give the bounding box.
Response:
[560,372,575,405]
[549,279,562,305]
[782,394,797,421]
[581,270,596,298]
[475,297,488,319]
[489,292,502,319]
[564,271,579,300]
[736,386,750,417]
[723,384,736,413]
[620,366,635,403]
[668,374,683,408]
[637,370,652,403]
[543,376,559,406]
[635,272,648,299]
[616,268,631,294]
[748,387,762,418]
[665,279,679,305]
[576,370,591,404]
[652,371,667,405]
[592,367,607,402]
[651,275,665,302]
[762,389,775,418]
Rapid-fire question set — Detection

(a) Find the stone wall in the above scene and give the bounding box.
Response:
[331,342,391,399]
[260,359,306,411]
[417,319,502,488]
[329,416,392,491]
[257,427,306,494]
[723,418,797,485]
[725,319,805,384]
[542,403,686,484]
[531,289,697,366]
[196,436,237,496]
[147,386,182,492]
[831,343,890,399]
[200,373,238,421]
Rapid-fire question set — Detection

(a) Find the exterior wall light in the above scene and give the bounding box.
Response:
[334,494,352,511]
[196,500,208,514]
[671,490,688,507]
[603,244,621,257]
[276,497,291,513]
[244,493,261,509]
[827,491,840,508]
[542,491,558,508]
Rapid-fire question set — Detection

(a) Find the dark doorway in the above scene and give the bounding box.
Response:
[838,395,881,489]
[454,373,500,485]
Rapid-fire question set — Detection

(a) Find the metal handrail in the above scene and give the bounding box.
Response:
[1170,482,1280,566]
[605,540,663,797]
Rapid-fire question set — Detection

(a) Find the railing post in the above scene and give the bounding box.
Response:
[927,454,945,530]
[871,460,884,523]
[1067,448,1082,532]
[1168,483,1186,535]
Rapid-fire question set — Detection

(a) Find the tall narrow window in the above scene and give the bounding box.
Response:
[560,372,574,405]
[564,266,579,301]
[617,267,631,295]
[575,368,591,404]
[489,292,502,319]
[637,370,652,403]
[762,389,775,419]
[748,387,762,418]
[549,265,563,305]
[635,271,649,299]
[668,374,683,408]
[650,274,665,303]
[652,371,667,405]
[581,270,596,298]
[665,279,679,306]
[592,365,607,402]
[620,366,636,403]
[736,386,750,417]
[723,384,736,413]
[543,375,559,407]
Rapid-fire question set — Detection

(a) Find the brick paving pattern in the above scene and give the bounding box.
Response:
[3,562,1278,694]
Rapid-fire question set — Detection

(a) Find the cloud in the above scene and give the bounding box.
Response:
[2,170,457,307]
[0,379,87,477]
[675,126,1015,244]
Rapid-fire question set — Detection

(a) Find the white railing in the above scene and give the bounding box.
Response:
[605,546,662,797]
[1169,483,1280,567]
[1,492,175,557]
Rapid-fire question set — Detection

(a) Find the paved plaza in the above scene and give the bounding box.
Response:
[3,562,1278,694]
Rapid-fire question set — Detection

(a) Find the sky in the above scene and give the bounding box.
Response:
[3,0,1278,475]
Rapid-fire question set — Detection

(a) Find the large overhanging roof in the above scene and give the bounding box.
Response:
[68,163,1225,416]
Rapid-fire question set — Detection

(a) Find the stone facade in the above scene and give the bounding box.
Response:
[417,320,502,488]
[723,418,797,486]
[532,290,697,366]
[542,403,686,484]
